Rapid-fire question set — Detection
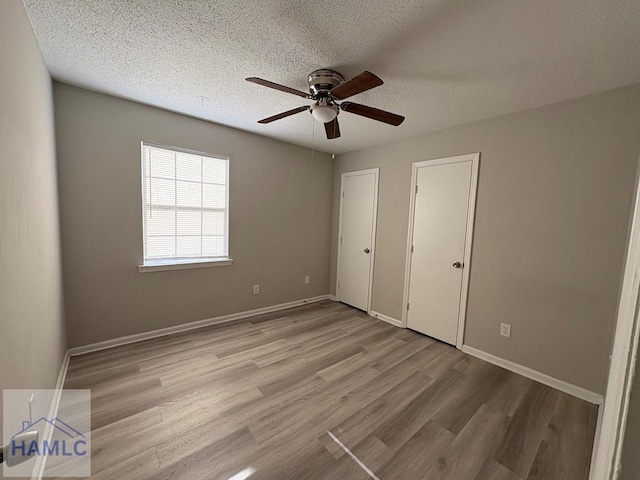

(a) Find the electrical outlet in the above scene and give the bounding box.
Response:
[500,323,511,338]
[305,275,310,284]
[253,284,259,295]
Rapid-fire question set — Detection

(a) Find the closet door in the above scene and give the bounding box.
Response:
[406,155,477,345]
[337,169,379,311]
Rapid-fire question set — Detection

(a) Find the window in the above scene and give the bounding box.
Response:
[139,142,230,271]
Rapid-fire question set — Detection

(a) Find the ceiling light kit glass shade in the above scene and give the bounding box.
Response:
[311,103,338,123]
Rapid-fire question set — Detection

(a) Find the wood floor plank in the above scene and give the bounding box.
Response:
[394,327,435,344]
[65,362,140,389]
[136,344,219,372]
[376,420,455,480]
[159,381,264,430]
[367,336,431,372]
[330,369,435,450]
[527,392,598,480]
[88,447,160,480]
[51,447,161,480]
[86,372,162,401]
[184,321,256,347]
[253,308,356,339]
[247,439,358,480]
[300,323,395,363]
[249,317,375,370]
[484,370,533,418]
[315,434,386,479]
[348,434,390,472]
[249,365,380,445]
[90,378,164,429]
[159,373,330,464]
[68,338,195,375]
[250,324,362,367]
[158,358,259,389]
[493,381,561,478]
[272,442,354,480]
[257,344,363,396]
[89,407,167,475]
[373,367,464,450]
[475,459,524,480]
[420,344,468,380]
[430,362,511,434]
[422,404,510,480]
[157,427,260,480]
[316,336,406,382]
[454,353,487,374]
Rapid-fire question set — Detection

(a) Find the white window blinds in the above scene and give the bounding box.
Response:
[141,143,229,263]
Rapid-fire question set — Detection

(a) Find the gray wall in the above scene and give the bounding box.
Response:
[54,83,333,348]
[0,0,67,438]
[331,85,640,394]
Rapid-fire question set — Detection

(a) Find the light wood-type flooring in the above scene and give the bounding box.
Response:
[57,300,597,479]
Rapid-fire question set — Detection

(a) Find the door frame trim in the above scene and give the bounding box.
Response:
[401,153,480,349]
[589,152,640,480]
[336,168,380,313]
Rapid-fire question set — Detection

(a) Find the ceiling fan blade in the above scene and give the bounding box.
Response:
[258,106,310,124]
[246,77,312,99]
[324,117,341,139]
[330,71,384,100]
[340,102,405,126]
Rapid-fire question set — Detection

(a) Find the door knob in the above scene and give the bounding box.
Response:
[364,248,370,254]
[452,261,463,268]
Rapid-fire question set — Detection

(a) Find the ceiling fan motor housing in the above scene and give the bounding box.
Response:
[308,69,344,97]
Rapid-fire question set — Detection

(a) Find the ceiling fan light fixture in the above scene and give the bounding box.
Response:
[311,104,338,123]
[248,69,404,139]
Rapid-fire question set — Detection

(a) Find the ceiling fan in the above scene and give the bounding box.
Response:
[246,69,405,140]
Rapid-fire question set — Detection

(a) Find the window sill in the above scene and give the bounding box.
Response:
[137,258,233,273]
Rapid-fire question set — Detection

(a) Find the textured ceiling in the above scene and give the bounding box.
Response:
[23,0,640,154]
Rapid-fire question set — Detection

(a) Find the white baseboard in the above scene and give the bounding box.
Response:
[328,294,337,302]
[462,345,604,405]
[68,294,331,357]
[369,310,403,328]
[32,350,71,479]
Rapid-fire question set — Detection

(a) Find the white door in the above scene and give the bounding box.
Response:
[337,169,379,311]
[406,155,478,345]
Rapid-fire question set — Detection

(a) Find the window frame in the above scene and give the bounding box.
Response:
[138,141,232,273]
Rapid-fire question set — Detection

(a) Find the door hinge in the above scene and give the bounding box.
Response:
[415,185,418,194]
[342,190,345,198]
[340,236,342,244]
[338,281,340,288]
[411,245,414,253]
[407,302,410,310]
